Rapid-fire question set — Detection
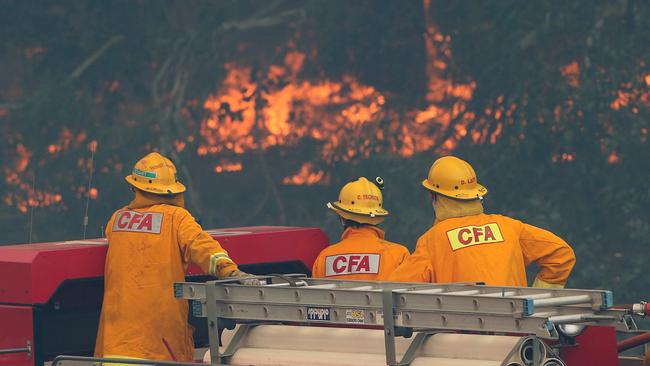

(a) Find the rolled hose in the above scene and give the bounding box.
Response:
[520,337,546,365]
[617,332,650,353]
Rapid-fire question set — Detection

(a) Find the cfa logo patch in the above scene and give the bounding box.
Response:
[446,223,504,251]
[325,254,380,276]
[113,211,163,234]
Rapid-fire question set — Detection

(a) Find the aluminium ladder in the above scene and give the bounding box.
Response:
[174,275,638,366]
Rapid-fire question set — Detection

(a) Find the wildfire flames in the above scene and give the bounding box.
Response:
[3,129,97,213]
[197,1,482,185]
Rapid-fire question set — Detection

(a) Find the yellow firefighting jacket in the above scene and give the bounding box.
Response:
[388,212,576,286]
[94,191,238,362]
[312,226,409,280]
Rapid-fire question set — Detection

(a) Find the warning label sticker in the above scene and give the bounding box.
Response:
[306,307,331,321]
[345,309,365,324]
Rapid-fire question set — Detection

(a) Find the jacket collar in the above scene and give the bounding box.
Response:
[127,189,185,209]
[434,195,483,222]
[341,225,385,240]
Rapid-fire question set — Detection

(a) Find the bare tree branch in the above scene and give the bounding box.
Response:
[70,35,125,79]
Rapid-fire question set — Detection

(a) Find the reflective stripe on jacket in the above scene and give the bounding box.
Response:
[312,226,409,281]
[95,203,237,362]
[388,213,575,286]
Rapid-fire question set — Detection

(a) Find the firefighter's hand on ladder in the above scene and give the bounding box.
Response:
[227,269,262,286]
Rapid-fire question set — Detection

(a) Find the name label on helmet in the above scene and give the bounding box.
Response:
[356,194,379,201]
[446,223,503,251]
[113,211,163,234]
[325,254,380,276]
[133,168,157,178]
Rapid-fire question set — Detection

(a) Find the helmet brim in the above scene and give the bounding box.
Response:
[126,175,186,195]
[327,203,385,225]
[329,201,389,216]
[422,179,487,200]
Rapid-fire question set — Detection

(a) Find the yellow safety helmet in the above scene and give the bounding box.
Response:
[327,177,388,225]
[125,152,186,195]
[422,156,487,200]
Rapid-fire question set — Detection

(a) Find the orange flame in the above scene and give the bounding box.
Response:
[561,61,580,88]
[607,151,620,164]
[282,162,328,185]
[214,163,243,173]
[197,14,479,184]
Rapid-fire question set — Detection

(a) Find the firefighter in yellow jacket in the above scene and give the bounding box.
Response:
[312,177,409,280]
[388,156,576,288]
[95,152,259,363]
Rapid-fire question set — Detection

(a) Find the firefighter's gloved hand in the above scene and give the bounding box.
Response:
[228,269,261,286]
[532,276,565,289]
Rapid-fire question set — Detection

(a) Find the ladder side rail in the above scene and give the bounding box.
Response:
[211,285,536,317]
[395,283,611,296]
[400,286,612,310]
[395,291,534,316]
[176,279,613,296]
[303,280,613,311]
[400,307,634,336]
[51,355,201,366]
[213,301,379,325]
[306,278,474,291]
[204,299,556,338]
[205,280,224,365]
[174,282,207,300]
[174,274,310,300]
[396,309,558,338]
[212,285,388,308]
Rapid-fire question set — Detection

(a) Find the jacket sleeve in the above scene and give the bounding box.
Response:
[386,236,434,283]
[176,210,238,278]
[311,253,324,278]
[518,222,576,286]
[390,245,410,268]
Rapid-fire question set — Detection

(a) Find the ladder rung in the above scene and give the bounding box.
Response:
[345,285,376,291]
[266,281,308,287]
[476,291,518,297]
[512,293,553,299]
[534,295,592,307]
[439,290,481,296]
[531,311,558,317]
[404,288,445,294]
[548,313,615,324]
[307,283,340,289]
